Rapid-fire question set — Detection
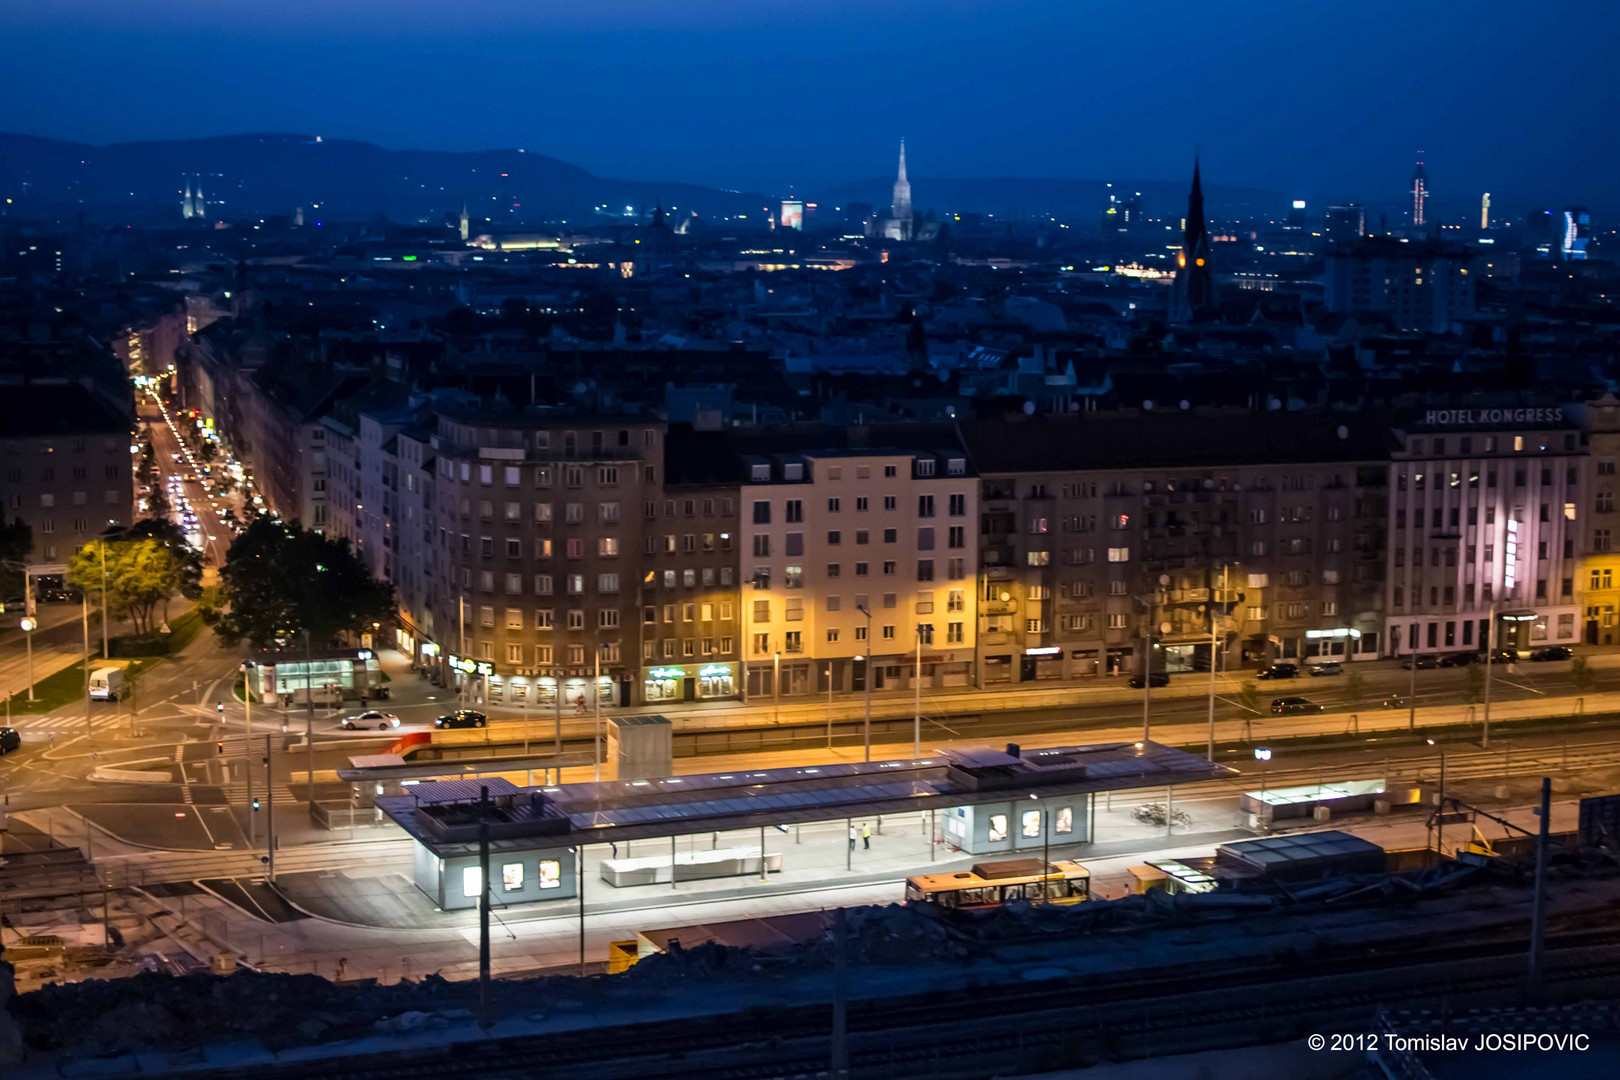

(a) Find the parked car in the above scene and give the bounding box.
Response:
[1530,645,1573,661]
[1271,696,1326,716]
[1438,651,1478,667]
[1305,660,1343,676]
[1400,654,1439,670]
[341,710,400,730]
[434,709,487,729]
[1256,663,1298,680]
[1381,694,1409,709]
[1127,671,1170,689]
[1479,648,1518,665]
[0,595,26,613]
[0,726,19,755]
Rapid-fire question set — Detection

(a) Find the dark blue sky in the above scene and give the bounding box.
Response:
[6,0,1617,215]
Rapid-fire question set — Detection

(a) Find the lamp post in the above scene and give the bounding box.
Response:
[242,661,254,844]
[19,616,35,702]
[1207,563,1232,762]
[856,603,872,762]
[1483,600,1496,748]
[913,624,932,759]
[99,541,109,661]
[1255,746,1272,825]
[1140,575,1168,745]
[773,650,781,726]
[594,646,603,783]
[1427,737,1446,858]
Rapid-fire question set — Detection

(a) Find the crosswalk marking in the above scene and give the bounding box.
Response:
[223,782,300,807]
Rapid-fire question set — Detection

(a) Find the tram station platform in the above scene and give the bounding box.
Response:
[374,740,1234,914]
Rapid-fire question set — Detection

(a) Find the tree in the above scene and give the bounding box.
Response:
[1239,680,1261,714]
[0,516,32,595]
[1344,668,1366,709]
[1463,662,1485,704]
[214,518,395,651]
[121,518,204,602]
[1571,656,1596,692]
[67,538,185,637]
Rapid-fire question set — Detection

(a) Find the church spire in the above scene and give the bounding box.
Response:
[890,138,912,231]
[458,201,469,241]
[1171,155,1217,323]
[182,179,194,219]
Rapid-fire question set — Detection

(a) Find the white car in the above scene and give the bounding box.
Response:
[340,710,401,730]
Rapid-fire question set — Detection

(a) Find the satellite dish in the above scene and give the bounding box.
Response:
[999,591,1011,602]
[1022,400,1036,415]
[1159,621,1172,635]
[1337,425,1349,439]
[1203,478,1215,489]
[1158,574,1171,585]
[1179,399,1190,410]
[1197,604,1207,614]
[1143,399,1155,411]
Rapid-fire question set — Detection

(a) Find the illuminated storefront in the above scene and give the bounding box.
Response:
[640,662,737,703]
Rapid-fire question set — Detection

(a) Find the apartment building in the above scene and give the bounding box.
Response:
[0,382,136,565]
[963,414,1390,683]
[641,435,742,703]
[738,440,979,700]
[1579,396,1620,645]
[423,411,664,710]
[1386,408,1582,655]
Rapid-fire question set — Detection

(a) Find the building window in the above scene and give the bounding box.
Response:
[1106,547,1129,563]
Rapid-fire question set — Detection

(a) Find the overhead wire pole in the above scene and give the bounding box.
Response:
[857,602,873,762]
[99,541,109,661]
[82,592,91,741]
[1482,599,1496,748]
[1207,563,1229,762]
[304,629,316,809]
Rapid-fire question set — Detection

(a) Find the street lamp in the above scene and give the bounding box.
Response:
[1208,562,1234,762]
[1426,737,1447,859]
[913,623,933,758]
[1254,746,1272,822]
[19,616,36,702]
[856,602,873,762]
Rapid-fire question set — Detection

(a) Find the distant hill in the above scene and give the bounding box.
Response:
[0,131,1283,227]
[0,132,770,223]
[814,175,1285,225]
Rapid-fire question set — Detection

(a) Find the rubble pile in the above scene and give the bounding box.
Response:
[10,970,520,1056]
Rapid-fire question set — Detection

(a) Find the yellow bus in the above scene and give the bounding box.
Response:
[905,858,1091,909]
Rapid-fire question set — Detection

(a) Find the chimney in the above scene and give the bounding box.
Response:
[1005,743,1021,759]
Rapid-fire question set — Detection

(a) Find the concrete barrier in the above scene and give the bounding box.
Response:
[89,765,173,784]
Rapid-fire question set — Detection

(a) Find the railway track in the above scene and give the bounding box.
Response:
[187,918,1620,1080]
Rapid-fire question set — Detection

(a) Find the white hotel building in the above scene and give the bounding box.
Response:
[1386,411,1582,656]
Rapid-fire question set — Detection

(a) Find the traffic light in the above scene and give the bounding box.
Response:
[251,797,261,812]
[216,741,224,754]
[216,703,225,715]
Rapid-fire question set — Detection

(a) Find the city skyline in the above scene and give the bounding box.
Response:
[3,0,1618,212]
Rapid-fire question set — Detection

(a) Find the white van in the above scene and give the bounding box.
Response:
[89,667,124,701]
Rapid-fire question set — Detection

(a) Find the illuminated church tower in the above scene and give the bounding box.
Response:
[1170,157,1217,323]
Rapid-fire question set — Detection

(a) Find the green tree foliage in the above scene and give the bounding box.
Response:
[1571,655,1596,692]
[0,516,33,595]
[1344,668,1366,708]
[121,518,204,601]
[214,518,395,651]
[1239,680,1261,713]
[67,538,184,636]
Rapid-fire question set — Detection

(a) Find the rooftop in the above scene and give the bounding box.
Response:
[376,741,1233,858]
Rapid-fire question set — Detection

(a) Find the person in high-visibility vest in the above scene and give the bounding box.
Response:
[860,822,872,850]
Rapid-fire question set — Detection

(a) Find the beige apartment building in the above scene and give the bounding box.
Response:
[738,444,979,701]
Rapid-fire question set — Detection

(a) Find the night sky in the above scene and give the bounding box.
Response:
[5,0,1617,214]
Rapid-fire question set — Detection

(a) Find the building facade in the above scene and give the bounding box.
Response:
[966,415,1390,684]
[738,446,980,701]
[1385,409,1582,656]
